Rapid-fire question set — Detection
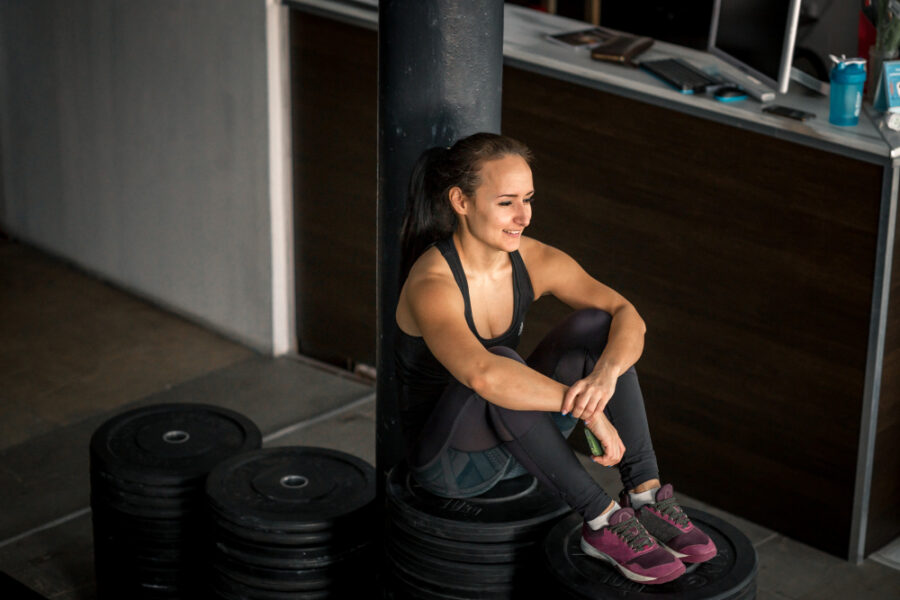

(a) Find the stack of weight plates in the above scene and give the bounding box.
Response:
[205,446,377,599]
[90,402,262,599]
[385,462,571,599]
[542,509,758,599]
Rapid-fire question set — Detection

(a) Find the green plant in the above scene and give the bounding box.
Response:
[876,0,900,53]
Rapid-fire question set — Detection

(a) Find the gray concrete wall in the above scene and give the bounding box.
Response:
[0,0,274,351]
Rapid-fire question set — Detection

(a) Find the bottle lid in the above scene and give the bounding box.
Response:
[829,54,867,84]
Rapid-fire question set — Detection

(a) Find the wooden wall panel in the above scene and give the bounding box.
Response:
[501,67,882,557]
[868,184,900,554]
[291,13,377,366]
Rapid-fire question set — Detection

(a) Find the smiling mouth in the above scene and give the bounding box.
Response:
[503,230,522,236]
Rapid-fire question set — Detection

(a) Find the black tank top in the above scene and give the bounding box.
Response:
[395,237,534,442]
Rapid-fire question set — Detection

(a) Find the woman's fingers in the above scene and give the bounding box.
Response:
[581,402,598,424]
[586,414,624,466]
[592,444,623,467]
[566,384,595,419]
[562,380,583,415]
[576,391,605,421]
[563,379,603,421]
[565,376,615,420]
[592,452,617,466]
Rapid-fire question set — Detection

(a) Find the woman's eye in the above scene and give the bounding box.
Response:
[524,196,535,204]
[499,201,512,207]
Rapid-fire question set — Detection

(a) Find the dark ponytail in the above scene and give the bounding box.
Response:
[400,132,533,281]
[400,147,457,280]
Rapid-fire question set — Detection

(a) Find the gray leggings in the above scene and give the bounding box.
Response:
[409,309,659,521]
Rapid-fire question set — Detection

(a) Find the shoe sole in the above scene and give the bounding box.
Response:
[580,539,684,584]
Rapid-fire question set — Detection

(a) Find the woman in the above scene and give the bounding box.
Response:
[394,133,715,584]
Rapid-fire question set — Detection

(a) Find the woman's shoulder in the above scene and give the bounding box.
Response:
[518,236,582,298]
[407,244,452,284]
[517,235,557,266]
[402,246,460,307]
[397,245,464,335]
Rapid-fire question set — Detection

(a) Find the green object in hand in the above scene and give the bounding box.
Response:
[584,428,605,457]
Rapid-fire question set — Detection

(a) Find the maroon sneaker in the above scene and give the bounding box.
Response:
[621,484,717,564]
[580,507,686,584]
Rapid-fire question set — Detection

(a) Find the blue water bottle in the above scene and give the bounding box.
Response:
[829,56,867,126]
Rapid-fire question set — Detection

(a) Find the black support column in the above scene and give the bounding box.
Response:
[376,0,504,488]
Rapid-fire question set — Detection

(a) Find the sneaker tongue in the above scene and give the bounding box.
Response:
[609,507,635,525]
[656,483,674,501]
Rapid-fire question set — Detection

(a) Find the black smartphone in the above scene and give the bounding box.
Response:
[762,104,816,121]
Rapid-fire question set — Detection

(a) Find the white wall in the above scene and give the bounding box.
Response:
[0,0,281,352]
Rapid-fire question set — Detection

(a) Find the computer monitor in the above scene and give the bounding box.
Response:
[708,0,803,95]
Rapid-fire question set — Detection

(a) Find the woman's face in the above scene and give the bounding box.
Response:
[459,154,534,253]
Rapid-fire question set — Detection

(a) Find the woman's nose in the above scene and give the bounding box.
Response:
[515,203,531,225]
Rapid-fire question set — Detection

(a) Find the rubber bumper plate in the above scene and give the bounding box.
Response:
[386,463,570,543]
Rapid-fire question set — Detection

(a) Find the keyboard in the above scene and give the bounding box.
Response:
[639,58,720,94]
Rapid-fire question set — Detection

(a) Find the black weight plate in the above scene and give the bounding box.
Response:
[94,553,200,600]
[206,447,375,533]
[386,464,570,543]
[387,536,521,587]
[211,558,335,592]
[387,519,534,564]
[542,509,758,599]
[211,530,370,569]
[91,482,195,509]
[208,511,344,547]
[90,468,196,498]
[94,551,186,588]
[91,403,261,486]
[385,549,515,600]
[97,578,182,600]
[91,514,188,544]
[91,485,202,513]
[210,553,372,593]
[208,501,374,544]
[93,547,200,580]
[91,492,198,518]
[210,570,335,600]
[91,494,194,520]
[91,470,195,500]
[93,533,189,563]
[91,507,200,542]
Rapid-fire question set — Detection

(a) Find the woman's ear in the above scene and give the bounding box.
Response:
[448,186,469,216]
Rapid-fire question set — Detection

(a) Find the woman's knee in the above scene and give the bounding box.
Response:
[486,401,547,442]
[569,308,612,334]
[545,308,614,354]
[567,309,639,375]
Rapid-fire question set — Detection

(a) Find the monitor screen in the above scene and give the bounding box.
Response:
[708,0,802,94]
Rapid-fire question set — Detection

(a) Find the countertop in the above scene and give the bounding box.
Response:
[285,0,898,164]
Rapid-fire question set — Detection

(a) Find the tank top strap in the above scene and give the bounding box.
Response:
[435,237,474,317]
[509,249,534,320]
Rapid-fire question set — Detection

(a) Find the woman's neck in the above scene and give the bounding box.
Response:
[452,230,508,276]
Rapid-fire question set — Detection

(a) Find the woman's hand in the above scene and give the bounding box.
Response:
[586,413,625,467]
[562,365,618,422]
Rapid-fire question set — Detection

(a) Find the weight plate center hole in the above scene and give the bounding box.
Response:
[162,430,190,444]
[280,475,309,489]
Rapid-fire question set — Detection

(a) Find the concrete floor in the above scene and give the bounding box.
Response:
[1,235,899,599]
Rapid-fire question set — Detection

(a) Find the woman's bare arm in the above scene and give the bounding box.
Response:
[521,237,646,422]
[402,266,569,412]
